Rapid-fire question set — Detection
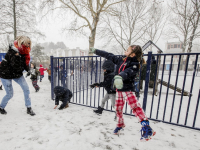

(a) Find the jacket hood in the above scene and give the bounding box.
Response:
[102,60,115,72]
[40,64,43,67]
[9,43,19,53]
[54,86,66,96]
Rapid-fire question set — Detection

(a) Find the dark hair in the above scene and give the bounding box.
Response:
[30,62,36,69]
[130,45,142,62]
[122,45,143,68]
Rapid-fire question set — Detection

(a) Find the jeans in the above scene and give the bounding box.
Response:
[40,75,44,82]
[134,81,139,93]
[0,76,31,109]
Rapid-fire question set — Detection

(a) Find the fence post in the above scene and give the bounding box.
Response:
[154,51,162,95]
[142,51,152,112]
[50,56,54,100]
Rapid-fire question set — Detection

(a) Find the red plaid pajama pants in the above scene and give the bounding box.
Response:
[115,91,148,127]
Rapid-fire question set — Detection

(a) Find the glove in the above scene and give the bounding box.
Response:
[90,84,95,89]
[89,47,97,54]
[26,72,30,77]
[27,72,30,76]
[114,75,123,89]
[89,83,99,89]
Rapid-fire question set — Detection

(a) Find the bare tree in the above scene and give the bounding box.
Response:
[188,0,200,53]
[0,0,43,40]
[142,0,167,51]
[31,44,45,63]
[0,35,11,53]
[39,0,124,55]
[167,0,200,53]
[99,0,154,52]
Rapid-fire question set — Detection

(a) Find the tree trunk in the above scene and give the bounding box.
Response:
[180,40,186,70]
[89,17,98,56]
[13,0,17,39]
[89,28,96,56]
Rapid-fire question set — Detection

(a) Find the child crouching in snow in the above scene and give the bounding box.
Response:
[90,45,156,141]
[90,60,116,120]
[53,86,73,110]
[27,62,40,92]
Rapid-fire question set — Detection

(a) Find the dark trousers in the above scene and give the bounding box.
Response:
[32,79,39,90]
[48,76,51,82]
[40,75,44,82]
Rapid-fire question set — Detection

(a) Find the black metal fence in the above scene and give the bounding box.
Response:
[1,43,199,130]
[50,50,200,131]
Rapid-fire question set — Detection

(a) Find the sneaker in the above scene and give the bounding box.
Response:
[140,120,156,141]
[0,107,7,115]
[113,127,124,135]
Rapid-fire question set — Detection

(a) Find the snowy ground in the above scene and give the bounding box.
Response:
[0,73,200,150]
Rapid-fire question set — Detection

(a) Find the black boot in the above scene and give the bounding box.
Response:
[36,87,40,92]
[27,107,36,116]
[93,106,104,115]
[0,108,7,115]
[135,92,140,98]
[0,85,3,90]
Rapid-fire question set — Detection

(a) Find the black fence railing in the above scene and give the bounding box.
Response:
[50,51,200,131]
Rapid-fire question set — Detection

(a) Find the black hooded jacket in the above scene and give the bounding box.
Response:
[95,49,139,92]
[98,60,116,94]
[54,86,73,109]
[0,44,29,79]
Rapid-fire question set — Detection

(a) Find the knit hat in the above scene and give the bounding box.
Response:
[102,60,115,72]
[40,64,43,67]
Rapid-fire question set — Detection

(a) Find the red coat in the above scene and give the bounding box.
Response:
[39,64,47,75]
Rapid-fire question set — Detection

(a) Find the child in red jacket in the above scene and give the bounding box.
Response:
[39,64,47,82]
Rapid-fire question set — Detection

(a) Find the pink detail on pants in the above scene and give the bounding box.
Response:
[115,91,147,127]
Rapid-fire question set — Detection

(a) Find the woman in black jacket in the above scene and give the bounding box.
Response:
[0,36,35,116]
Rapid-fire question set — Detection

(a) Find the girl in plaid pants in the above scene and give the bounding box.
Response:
[90,45,156,141]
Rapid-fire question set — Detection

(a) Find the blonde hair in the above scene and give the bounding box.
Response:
[15,36,31,47]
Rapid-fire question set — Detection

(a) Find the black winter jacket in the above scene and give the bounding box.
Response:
[54,86,73,109]
[99,71,116,94]
[0,44,29,79]
[95,49,139,91]
[30,68,40,80]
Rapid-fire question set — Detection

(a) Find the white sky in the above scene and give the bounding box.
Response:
[36,7,167,52]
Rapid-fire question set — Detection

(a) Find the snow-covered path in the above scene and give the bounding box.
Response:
[0,73,200,150]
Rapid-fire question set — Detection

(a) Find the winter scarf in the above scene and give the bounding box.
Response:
[14,40,31,65]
